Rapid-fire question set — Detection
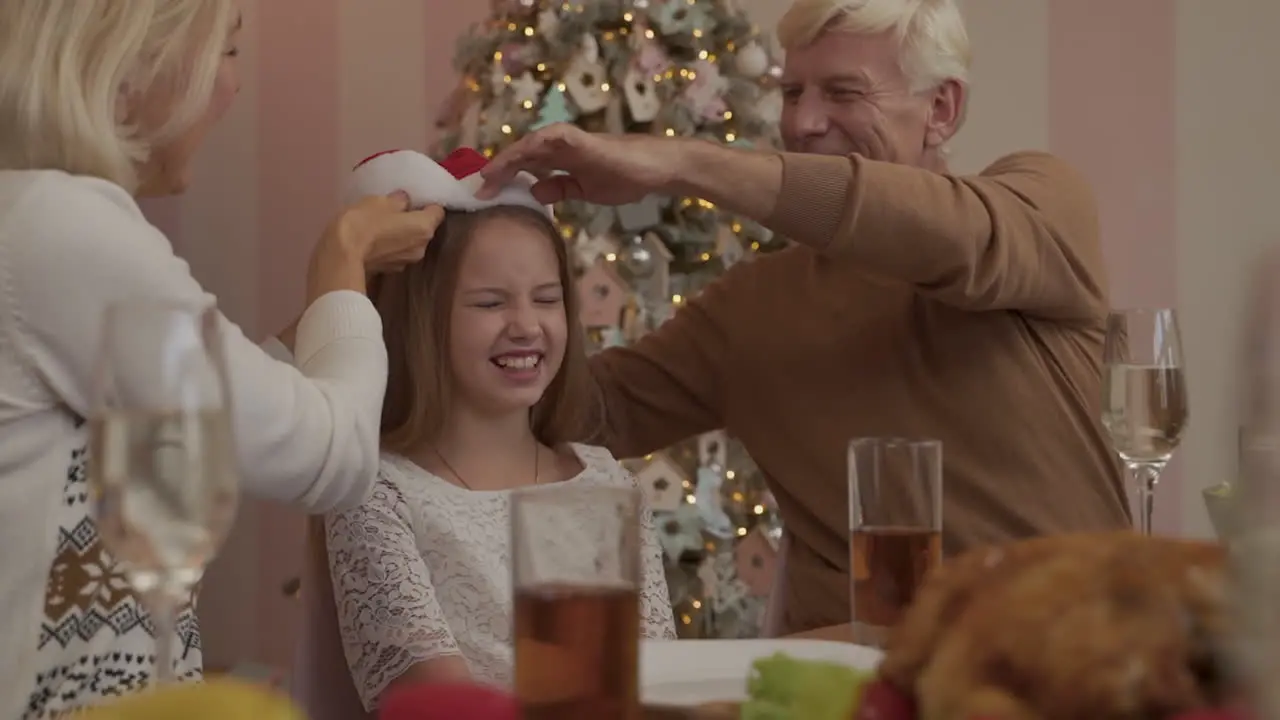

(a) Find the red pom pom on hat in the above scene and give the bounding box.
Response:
[439,147,489,180]
[354,147,488,178]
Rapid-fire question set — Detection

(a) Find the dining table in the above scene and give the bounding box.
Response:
[783,623,854,643]
[641,624,865,718]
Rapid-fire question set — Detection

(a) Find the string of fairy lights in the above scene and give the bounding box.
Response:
[283,6,786,636]
[374,0,789,637]
[477,1,772,139]
[438,0,786,298]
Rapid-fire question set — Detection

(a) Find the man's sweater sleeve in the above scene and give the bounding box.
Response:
[764,150,1109,321]
[586,269,736,458]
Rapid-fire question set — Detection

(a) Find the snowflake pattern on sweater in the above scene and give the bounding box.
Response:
[23,425,201,719]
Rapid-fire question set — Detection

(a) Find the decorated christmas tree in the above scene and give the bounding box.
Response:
[435,0,788,638]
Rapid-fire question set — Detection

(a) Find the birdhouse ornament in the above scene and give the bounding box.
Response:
[733,526,779,597]
[345,147,551,219]
[563,35,610,114]
[577,260,630,329]
[635,452,689,512]
[623,64,661,123]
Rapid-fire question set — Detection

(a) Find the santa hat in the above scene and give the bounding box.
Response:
[343,147,551,218]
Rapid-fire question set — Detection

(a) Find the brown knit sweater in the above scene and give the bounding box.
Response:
[587,150,1131,636]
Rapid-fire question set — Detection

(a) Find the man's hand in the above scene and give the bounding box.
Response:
[477,124,684,206]
[480,123,785,224]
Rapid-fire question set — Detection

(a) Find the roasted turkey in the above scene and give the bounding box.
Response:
[867,531,1233,720]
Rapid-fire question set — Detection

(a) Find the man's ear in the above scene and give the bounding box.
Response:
[924,78,967,148]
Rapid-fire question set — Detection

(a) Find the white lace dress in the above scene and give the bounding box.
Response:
[325,443,677,710]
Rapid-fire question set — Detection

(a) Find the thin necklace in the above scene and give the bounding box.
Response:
[434,443,540,490]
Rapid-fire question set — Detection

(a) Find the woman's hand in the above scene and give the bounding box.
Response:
[334,191,446,272]
[307,192,445,301]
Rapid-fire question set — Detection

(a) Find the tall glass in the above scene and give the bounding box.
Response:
[1100,308,1189,535]
[848,438,943,648]
[88,300,240,684]
[512,484,642,719]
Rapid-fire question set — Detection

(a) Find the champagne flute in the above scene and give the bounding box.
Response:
[1100,308,1189,535]
[88,300,240,684]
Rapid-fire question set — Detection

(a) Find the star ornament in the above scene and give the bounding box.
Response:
[511,72,544,107]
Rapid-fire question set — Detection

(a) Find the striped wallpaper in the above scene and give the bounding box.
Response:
[142,0,1279,669]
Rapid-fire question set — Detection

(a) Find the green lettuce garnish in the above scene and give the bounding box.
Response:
[740,652,874,720]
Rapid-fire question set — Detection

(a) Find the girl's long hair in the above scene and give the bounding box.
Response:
[369,204,600,451]
[299,205,600,718]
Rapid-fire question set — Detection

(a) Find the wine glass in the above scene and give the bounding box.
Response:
[1100,308,1189,535]
[88,300,240,684]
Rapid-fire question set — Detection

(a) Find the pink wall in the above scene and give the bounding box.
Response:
[251,0,341,669]
[1046,0,1181,530]
[147,0,1216,669]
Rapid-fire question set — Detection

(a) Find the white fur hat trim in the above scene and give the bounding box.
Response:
[343,147,551,218]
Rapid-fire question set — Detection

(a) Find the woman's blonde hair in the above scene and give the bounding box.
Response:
[777,0,971,92]
[0,0,236,192]
[371,205,601,454]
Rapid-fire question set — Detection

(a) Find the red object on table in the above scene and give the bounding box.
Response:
[378,682,519,720]
[855,679,915,720]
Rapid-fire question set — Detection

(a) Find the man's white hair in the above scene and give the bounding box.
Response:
[777,0,972,92]
[0,0,235,193]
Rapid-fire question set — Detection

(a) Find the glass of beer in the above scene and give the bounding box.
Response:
[848,437,943,648]
[511,483,642,720]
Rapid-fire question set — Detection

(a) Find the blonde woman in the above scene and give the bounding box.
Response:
[0,1,442,716]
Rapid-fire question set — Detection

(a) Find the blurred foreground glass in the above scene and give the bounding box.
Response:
[89,300,240,684]
[848,438,943,648]
[1101,308,1189,535]
[1229,261,1280,720]
[512,484,642,720]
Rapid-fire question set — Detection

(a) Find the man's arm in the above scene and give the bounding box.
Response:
[670,142,1107,320]
[587,271,734,459]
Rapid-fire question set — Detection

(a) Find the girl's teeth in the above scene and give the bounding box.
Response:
[498,356,539,369]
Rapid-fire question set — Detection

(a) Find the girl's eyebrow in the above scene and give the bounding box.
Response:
[462,282,562,295]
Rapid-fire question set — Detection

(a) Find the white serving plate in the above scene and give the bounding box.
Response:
[640,638,883,706]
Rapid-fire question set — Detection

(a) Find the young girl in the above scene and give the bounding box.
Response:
[311,148,677,713]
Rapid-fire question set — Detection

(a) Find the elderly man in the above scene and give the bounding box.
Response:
[480,0,1129,635]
